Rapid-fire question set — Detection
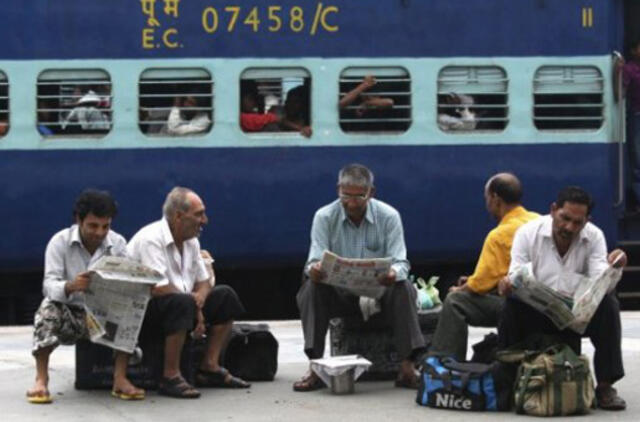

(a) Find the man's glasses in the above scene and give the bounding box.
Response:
[338,190,370,201]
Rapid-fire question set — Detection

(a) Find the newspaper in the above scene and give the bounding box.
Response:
[318,250,391,299]
[511,262,622,333]
[569,265,623,334]
[310,355,372,387]
[84,256,163,353]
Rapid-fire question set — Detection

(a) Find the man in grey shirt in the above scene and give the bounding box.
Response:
[27,190,144,404]
[294,163,425,391]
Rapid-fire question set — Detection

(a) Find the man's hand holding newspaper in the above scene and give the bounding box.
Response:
[506,258,623,334]
[313,250,393,299]
[84,256,163,353]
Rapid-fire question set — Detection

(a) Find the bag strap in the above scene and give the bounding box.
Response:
[514,366,535,414]
[427,364,453,391]
[441,357,491,376]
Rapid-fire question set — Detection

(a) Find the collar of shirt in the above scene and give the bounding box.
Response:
[159,218,176,248]
[499,205,527,226]
[338,199,376,227]
[68,224,113,253]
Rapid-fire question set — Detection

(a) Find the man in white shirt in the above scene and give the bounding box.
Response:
[498,186,628,410]
[127,187,249,399]
[164,96,211,136]
[27,190,144,404]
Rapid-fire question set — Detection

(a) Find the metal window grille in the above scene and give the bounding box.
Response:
[437,66,509,132]
[36,69,112,137]
[240,68,310,134]
[0,72,8,137]
[533,66,604,131]
[139,68,213,136]
[339,67,411,134]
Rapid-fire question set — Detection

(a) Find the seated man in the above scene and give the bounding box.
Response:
[27,190,144,403]
[165,96,211,136]
[127,187,249,399]
[429,173,539,360]
[437,93,477,131]
[294,163,425,391]
[498,186,628,410]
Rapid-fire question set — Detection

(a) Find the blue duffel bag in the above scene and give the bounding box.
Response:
[416,356,514,411]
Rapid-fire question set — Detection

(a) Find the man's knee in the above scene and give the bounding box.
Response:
[296,280,331,309]
[171,293,197,316]
[211,284,240,302]
[390,280,415,301]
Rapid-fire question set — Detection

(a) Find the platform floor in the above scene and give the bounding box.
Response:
[3,314,640,421]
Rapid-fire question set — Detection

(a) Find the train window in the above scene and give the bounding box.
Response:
[240,68,311,137]
[533,66,604,131]
[139,68,213,136]
[437,66,509,132]
[339,67,411,134]
[36,69,112,137]
[0,72,8,137]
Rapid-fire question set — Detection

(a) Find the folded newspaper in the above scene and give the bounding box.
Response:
[319,250,391,299]
[511,262,622,334]
[84,256,163,353]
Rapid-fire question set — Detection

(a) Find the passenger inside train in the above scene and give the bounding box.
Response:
[437,92,477,131]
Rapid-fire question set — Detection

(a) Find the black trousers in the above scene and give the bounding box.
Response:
[498,292,624,384]
[141,285,246,339]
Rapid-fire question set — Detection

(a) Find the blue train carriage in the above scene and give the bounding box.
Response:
[0,0,634,321]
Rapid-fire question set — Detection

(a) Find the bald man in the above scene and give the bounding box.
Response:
[428,173,539,360]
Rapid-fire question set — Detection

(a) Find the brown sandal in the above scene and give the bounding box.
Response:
[158,376,200,399]
[293,371,325,392]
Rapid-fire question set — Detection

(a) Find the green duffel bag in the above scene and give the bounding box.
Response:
[514,344,595,416]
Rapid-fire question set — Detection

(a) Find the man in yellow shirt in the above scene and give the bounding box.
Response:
[429,173,539,360]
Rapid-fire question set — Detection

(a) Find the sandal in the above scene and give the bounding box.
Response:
[195,367,251,389]
[395,375,420,390]
[596,385,626,411]
[158,376,201,399]
[26,389,52,404]
[293,371,325,392]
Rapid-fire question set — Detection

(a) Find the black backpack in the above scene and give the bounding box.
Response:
[222,323,279,381]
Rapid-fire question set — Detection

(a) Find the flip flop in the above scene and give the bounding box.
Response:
[26,390,53,404]
[111,387,146,401]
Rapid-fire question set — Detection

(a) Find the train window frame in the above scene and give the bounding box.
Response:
[0,71,8,137]
[239,67,311,138]
[138,68,214,137]
[533,65,604,132]
[437,66,509,133]
[338,67,412,135]
[36,69,113,138]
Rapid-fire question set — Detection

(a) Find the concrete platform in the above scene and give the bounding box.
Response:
[3,314,640,421]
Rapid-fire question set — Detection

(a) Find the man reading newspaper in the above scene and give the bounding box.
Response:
[497,186,628,410]
[294,164,425,392]
[27,190,144,404]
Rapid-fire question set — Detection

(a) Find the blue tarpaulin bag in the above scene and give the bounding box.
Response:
[416,356,513,411]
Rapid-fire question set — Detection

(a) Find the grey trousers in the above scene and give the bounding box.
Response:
[429,289,504,361]
[296,279,426,360]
